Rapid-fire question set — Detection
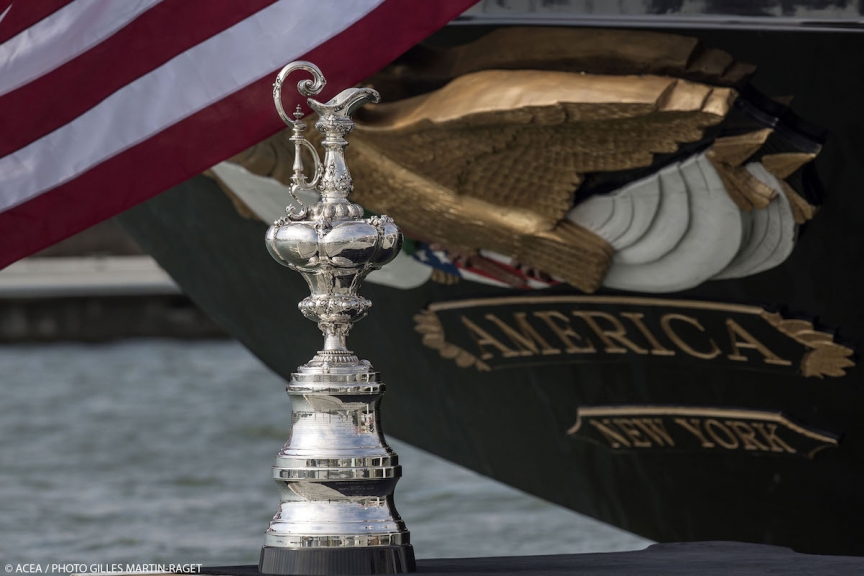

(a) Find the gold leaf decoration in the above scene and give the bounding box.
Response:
[778,180,819,224]
[706,131,780,211]
[707,134,819,219]
[708,155,777,210]
[345,72,731,292]
[348,137,615,292]
[223,28,822,290]
[762,152,817,179]
[708,129,772,167]
[356,71,734,225]
[761,311,855,379]
[413,310,490,372]
[366,27,754,102]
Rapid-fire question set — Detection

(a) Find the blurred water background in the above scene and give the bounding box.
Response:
[0,340,648,567]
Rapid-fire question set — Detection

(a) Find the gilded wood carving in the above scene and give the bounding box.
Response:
[220,27,823,293]
[413,296,854,379]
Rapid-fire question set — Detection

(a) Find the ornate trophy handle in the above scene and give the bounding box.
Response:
[272,61,327,214]
[272,60,326,124]
[297,139,321,189]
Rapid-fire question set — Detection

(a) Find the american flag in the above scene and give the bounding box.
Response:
[0,0,478,268]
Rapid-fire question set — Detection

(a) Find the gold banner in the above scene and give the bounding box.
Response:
[568,405,838,459]
[414,296,854,378]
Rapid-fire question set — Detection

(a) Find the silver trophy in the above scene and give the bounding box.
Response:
[260,61,415,575]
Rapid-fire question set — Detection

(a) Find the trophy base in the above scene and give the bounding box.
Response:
[258,545,416,575]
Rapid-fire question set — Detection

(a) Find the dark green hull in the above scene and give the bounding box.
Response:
[119,27,864,555]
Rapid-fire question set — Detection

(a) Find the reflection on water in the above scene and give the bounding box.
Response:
[0,340,648,566]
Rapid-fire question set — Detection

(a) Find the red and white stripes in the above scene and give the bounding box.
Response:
[0,0,478,268]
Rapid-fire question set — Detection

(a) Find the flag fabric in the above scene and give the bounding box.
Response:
[0,0,478,269]
[413,244,561,290]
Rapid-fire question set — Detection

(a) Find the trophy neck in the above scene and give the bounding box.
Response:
[317,117,354,204]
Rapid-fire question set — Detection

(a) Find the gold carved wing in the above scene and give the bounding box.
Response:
[225,28,819,293]
[232,71,734,292]
[352,70,734,222]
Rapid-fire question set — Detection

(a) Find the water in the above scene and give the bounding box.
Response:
[0,340,648,567]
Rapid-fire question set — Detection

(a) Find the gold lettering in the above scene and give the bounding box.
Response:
[725,420,770,451]
[613,419,652,447]
[726,318,792,366]
[674,418,715,448]
[751,422,797,454]
[704,419,739,449]
[483,313,561,356]
[660,314,721,359]
[461,316,519,359]
[533,311,596,353]
[621,313,676,356]
[633,418,675,447]
[589,419,631,448]
[572,311,649,354]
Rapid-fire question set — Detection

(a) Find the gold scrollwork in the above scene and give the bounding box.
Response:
[413,310,490,371]
[568,405,838,459]
[414,296,855,378]
[760,311,855,379]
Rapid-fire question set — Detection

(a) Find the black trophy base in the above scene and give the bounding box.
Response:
[203,542,864,576]
[258,544,416,575]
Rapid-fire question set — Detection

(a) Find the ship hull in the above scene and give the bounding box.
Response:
[119,27,864,555]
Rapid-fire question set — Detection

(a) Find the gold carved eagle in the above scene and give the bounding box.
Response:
[222,28,820,293]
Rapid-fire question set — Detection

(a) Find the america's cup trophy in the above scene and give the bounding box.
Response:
[259,61,415,575]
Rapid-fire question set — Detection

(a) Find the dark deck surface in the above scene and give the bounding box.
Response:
[202,542,864,575]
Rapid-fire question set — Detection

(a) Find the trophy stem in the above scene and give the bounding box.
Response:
[323,332,347,351]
